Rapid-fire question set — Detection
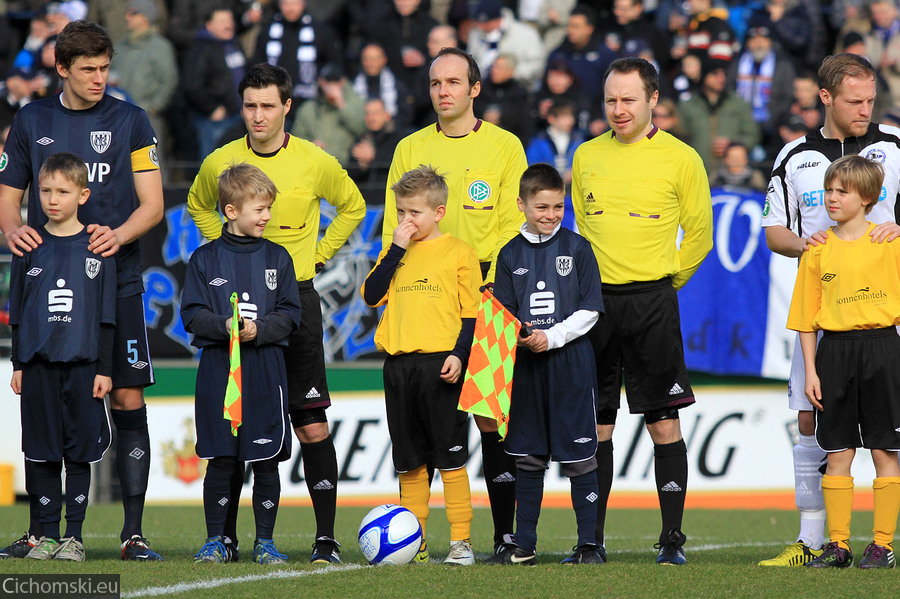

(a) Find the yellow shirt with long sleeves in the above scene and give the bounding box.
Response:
[787,222,900,332]
[187,134,366,281]
[363,233,480,355]
[571,128,713,290]
[383,121,527,283]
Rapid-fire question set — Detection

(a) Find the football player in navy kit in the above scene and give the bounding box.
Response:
[0,22,164,561]
[9,153,117,562]
[490,164,605,566]
[182,163,301,565]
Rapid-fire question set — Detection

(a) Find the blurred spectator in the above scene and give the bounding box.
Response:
[0,73,30,128]
[652,97,688,141]
[477,53,534,140]
[785,69,826,132]
[606,0,673,72]
[365,0,438,89]
[679,58,761,173]
[467,0,547,88]
[169,0,254,54]
[545,4,616,104]
[352,42,414,127]
[748,0,825,71]
[291,63,366,167]
[769,111,809,156]
[347,98,407,204]
[253,0,343,109]
[709,142,767,190]
[407,23,460,125]
[671,0,737,62]
[670,51,703,101]
[10,13,51,75]
[532,60,592,130]
[831,0,871,51]
[883,105,900,125]
[727,24,796,141]
[183,7,247,161]
[88,0,168,42]
[111,0,178,166]
[427,23,459,57]
[519,0,576,50]
[26,34,59,100]
[862,0,900,107]
[524,100,585,230]
[47,0,87,35]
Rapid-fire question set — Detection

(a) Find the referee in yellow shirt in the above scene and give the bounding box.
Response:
[188,63,366,564]
[383,47,527,561]
[572,57,713,566]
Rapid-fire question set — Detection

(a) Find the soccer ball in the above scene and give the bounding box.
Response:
[358,504,423,565]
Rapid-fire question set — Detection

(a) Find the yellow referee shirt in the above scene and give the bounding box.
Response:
[383,120,527,283]
[187,134,366,281]
[787,222,900,332]
[572,128,713,290]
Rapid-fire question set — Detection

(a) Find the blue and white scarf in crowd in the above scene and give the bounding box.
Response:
[735,50,775,124]
[352,68,399,117]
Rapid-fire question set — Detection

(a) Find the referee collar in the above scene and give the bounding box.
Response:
[611,124,659,141]
[246,132,290,157]
[436,119,483,139]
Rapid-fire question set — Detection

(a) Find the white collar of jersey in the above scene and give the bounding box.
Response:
[520,222,562,243]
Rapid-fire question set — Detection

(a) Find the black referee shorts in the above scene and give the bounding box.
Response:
[285,280,331,421]
[589,278,694,416]
[815,328,900,451]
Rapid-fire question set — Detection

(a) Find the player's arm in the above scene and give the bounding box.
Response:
[0,184,41,256]
[315,154,366,266]
[799,331,822,410]
[485,140,528,283]
[672,152,714,290]
[571,149,587,235]
[362,245,404,307]
[87,168,165,257]
[187,158,225,241]
[181,255,229,340]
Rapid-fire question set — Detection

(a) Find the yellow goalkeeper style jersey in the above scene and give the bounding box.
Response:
[188,134,366,281]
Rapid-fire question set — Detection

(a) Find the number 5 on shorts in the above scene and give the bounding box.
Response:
[127,339,138,364]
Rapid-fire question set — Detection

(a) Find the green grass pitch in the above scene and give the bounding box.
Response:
[0,504,893,598]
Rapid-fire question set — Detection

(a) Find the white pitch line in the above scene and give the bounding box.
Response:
[121,563,364,598]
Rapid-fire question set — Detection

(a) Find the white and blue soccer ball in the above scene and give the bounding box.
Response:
[358,504,423,565]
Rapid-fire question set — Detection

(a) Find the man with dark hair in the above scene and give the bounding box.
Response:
[572,57,713,565]
[188,62,365,565]
[383,46,527,564]
[0,20,164,561]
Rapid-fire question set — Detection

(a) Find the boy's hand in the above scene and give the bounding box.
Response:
[10,370,21,394]
[392,220,417,249]
[239,319,257,342]
[440,355,462,383]
[93,375,112,399]
[870,222,900,243]
[518,325,548,352]
[805,372,823,411]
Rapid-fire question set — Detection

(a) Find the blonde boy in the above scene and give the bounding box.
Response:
[362,164,481,565]
[788,154,900,569]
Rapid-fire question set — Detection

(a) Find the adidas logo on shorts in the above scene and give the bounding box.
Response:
[306,387,321,399]
[668,383,684,396]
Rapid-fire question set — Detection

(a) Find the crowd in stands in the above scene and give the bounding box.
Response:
[2,0,899,197]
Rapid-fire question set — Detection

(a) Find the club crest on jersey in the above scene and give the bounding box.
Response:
[0,151,7,172]
[866,148,887,164]
[468,180,491,203]
[90,131,112,154]
[85,258,101,279]
[265,269,277,290]
[556,256,573,276]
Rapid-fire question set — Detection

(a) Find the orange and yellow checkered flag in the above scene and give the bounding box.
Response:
[223,292,242,436]
[458,288,521,439]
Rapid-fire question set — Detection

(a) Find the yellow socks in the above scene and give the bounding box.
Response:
[399,465,430,537]
[440,467,473,542]
[822,474,854,551]
[873,477,900,549]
